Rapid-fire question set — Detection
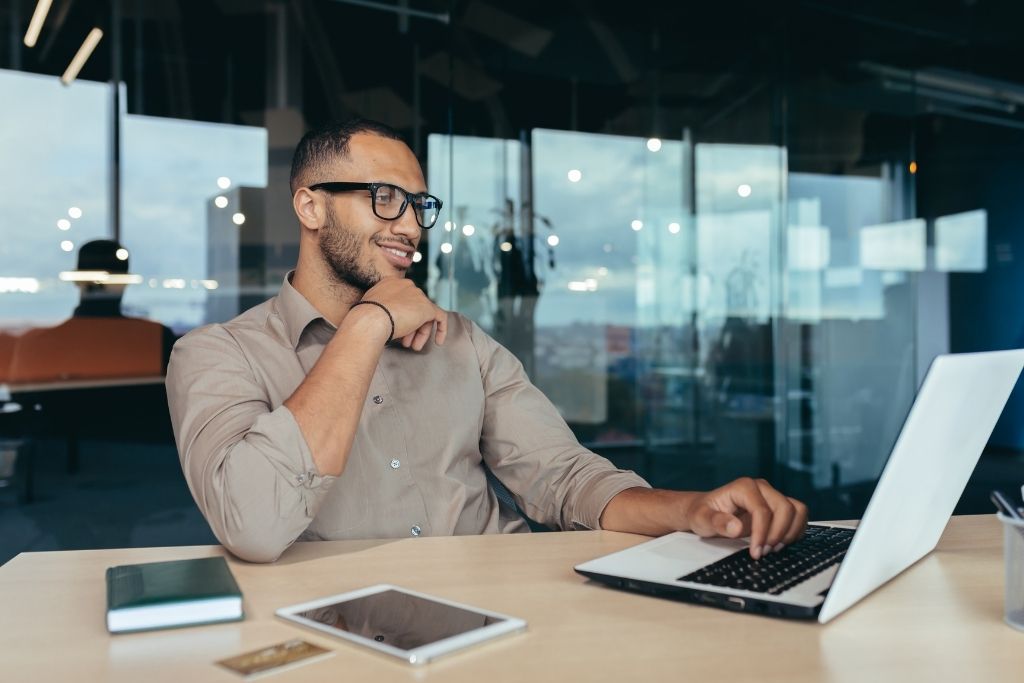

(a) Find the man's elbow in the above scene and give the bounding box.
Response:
[217,530,290,564]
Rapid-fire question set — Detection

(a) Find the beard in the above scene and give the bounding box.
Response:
[318,202,387,293]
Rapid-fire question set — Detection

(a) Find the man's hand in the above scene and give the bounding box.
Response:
[359,278,448,351]
[682,478,807,559]
[600,479,808,559]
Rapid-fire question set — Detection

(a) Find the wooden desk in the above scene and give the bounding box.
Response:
[0,515,1018,682]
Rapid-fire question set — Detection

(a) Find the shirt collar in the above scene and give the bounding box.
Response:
[276,270,333,349]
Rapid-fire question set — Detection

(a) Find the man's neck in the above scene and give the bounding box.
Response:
[291,263,363,328]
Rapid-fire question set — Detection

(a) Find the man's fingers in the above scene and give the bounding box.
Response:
[753,479,799,549]
[783,497,809,544]
[411,321,433,351]
[434,308,448,345]
[732,479,772,559]
[693,509,744,539]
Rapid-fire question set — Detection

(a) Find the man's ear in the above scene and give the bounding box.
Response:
[293,188,325,232]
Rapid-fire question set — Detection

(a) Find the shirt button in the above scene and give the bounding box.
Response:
[372,395,384,404]
[410,525,422,536]
[390,459,401,469]
[295,472,308,485]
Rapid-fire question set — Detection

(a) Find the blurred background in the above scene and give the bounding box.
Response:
[1,0,1022,562]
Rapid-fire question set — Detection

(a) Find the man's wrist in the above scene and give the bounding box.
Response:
[342,303,393,345]
[600,487,700,536]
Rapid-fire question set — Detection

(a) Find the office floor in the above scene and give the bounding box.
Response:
[0,439,1018,567]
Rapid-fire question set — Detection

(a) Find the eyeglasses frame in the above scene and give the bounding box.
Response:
[307,181,443,229]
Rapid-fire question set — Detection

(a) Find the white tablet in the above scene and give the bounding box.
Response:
[276,584,526,665]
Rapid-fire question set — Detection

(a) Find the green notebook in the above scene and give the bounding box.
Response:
[105,556,244,633]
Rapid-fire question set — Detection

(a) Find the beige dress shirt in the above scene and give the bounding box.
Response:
[166,273,650,562]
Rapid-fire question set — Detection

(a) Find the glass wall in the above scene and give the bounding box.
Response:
[2,0,1022,531]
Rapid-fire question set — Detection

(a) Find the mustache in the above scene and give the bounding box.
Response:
[373,235,415,249]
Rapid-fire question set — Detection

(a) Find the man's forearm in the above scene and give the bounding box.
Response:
[284,306,391,476]
[599,487,700,536]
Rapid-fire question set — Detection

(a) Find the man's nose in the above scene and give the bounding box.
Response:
[390,203,422,241]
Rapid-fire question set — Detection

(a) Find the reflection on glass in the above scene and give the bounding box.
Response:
[935,209,987,272]
[788,226,831,272]
[0,68,111,329]
[697,144,783,481]
[859,219,926,271]
[782,170,917,493]
[121,116,267,330]
[426,134,522,334]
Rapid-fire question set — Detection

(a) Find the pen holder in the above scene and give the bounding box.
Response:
[998,513,1024,631]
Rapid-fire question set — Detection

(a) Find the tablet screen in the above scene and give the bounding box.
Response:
[295,589,506,651]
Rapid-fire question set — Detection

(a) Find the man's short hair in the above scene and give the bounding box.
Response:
[289,118,406,195]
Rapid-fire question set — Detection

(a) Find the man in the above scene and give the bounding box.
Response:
[166,118,807,563]
[10,240,175,382]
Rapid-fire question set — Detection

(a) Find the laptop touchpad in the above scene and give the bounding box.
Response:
[648,533,746,575]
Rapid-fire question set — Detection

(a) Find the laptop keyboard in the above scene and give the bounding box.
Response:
[678,525,854,595]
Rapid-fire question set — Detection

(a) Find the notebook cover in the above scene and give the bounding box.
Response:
[106,556,242,611]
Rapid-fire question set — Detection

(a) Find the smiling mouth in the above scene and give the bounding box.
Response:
[376,241,415,269]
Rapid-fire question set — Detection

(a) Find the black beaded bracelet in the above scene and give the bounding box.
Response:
[351,300,395,345]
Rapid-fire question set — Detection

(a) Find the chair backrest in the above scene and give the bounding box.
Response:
[9,317,164,383]
[0,332,17,383]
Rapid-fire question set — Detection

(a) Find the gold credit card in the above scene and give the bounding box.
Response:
[216,639,333,679]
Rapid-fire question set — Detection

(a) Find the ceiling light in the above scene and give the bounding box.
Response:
[412,251,423,263]
[567,169,582,183]
[444,221,454,231]
[214,196,228,208]
[217,176,231,189]
[59,270,107,282]
[23,0,53,48]
[668,222,681,234]
[547,235,559,247]
[500,241,513,252]
[115,248,129,261]
[440,242,453,254]
[462,224,475,236]
[631,219,643,231]
[68,207,82,219]
[232,212,245,225]
[57,219,71,230]
[737,184,752,198]
[61,28,103,86]
[60,240,74,252]
[646,138,662,152]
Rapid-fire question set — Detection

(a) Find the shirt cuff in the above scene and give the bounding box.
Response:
[571,470,651,531]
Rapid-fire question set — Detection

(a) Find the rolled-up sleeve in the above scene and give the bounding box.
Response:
[469,321,650,530]
[166,326,336,562]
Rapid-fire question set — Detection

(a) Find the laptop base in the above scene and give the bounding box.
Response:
[574,568,821,620]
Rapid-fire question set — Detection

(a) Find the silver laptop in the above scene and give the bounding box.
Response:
[575,350,1024,623]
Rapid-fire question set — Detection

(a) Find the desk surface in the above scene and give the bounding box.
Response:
[0,515,1017,682]
[1,375,165,395]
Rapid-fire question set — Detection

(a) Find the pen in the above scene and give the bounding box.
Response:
[991,490,1024,520]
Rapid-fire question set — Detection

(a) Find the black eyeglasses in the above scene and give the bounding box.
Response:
[308,181,443,229]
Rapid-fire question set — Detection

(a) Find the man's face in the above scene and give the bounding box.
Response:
[315,134,425,292]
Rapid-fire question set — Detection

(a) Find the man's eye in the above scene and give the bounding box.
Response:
[375,188,396,203]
